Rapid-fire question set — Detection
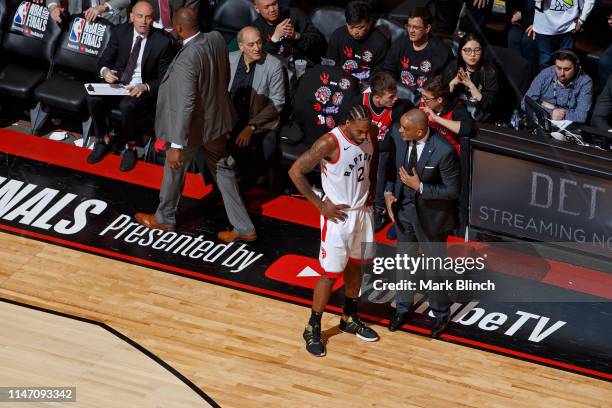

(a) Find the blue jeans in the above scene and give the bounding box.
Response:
[535,32,575,71]
[598,45,612,86]
[507,25,539,80]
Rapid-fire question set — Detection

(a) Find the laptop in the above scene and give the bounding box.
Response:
[524,96,552,137]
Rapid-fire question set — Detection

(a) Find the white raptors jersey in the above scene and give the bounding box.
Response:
[321,126,374,209]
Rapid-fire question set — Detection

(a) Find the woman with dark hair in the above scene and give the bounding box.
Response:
[444,32,499,121]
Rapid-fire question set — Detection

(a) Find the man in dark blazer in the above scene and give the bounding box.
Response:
[591,75,612,130]
[135,8,256,243]
[384,109,460,338]
[150,0,200,31]
[229,26,285,190]
[86,0,175,171]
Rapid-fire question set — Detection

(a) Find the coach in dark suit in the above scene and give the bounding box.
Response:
[86,1,175,171]
[135,8,256,243]
[384,109,460,338]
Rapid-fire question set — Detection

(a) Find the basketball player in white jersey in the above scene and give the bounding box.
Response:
[289,104,380,357]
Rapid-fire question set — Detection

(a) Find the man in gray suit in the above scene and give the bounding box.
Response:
[47,0,129,24]
[135,8,257,243]
[229,26,285,190]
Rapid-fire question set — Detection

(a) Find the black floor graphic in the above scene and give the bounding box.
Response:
[0,153,610,380]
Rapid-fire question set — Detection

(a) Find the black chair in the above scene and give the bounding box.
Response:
[486,45,531,121]
[211,0,258,43]
[0,1,62,122]
[309,6,345,43]
[375,16,406,43]
[32,15,112,138]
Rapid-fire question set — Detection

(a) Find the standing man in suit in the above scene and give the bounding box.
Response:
[229,26,285,191]
[85,0,175,171]
[135,8,257,244]
[384,109,460,338]
[47,0,129,24]
[150,0,200,31]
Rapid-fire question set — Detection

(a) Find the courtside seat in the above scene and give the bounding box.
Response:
[32,15,112,135]
[212,0,258,43]
[0,1,62,101]
[309,6,345,43]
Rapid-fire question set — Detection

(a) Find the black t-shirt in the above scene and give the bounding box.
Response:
[326,26,389,83]
[382,36,452,91]
[293,64,360,144]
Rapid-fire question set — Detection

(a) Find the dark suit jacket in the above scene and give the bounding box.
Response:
[156,31,235,147]
[97,23,175,96]
[591,76,612,129]
[151,0,200,22]
[385,125,461,239]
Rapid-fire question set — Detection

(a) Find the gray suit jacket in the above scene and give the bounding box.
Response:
[156,31,236,147]
[46,0,129,24]
[228,51,285,131]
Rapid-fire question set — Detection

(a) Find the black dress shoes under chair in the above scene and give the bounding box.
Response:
[388,311,411,332]
[87,141,138,172]
[430,312,452,339]
[119,149,138,172]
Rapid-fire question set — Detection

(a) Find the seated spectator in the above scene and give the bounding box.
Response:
[47,0,129,24]
[420,75,476,154]
[598,14,612,86]
[150,0,200,31]
[445,32,499,121]
[252,0,326,65]
[522,49,593,123]
[530,0,595,71]
[355,72,411,230]
[229,26,286,190]
[381,7,452,95]
[326,0,389,84]
[282,64,360,146]
[591,76,612,129]
[506,0,538,79]
[86,1,175,171]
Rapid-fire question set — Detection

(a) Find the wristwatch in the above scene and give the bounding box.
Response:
[249,124,257,132]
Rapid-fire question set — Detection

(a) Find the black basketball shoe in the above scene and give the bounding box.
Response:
[303,323,325,357]
[339,315,379,342]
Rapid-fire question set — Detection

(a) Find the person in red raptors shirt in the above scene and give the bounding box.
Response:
[356,72,411,230]
[419,76,476,154]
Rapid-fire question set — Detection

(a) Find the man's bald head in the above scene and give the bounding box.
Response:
[398,109,429,142]
[237,26,259,45]
[172,8,200,39]
[131,1,155,36]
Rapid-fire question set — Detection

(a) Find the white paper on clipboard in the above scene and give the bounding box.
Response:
[84,83,130,96]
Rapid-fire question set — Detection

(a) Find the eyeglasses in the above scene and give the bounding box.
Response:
[461,47,482,55]
[421,95,436,102]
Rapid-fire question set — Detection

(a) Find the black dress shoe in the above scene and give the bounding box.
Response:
[388,311,411,332]
[431,313,451,339]
[87,142,111,164]
[120,149,138,172]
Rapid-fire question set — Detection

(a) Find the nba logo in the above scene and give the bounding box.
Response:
[13,1,31,26]
[69,18,86,43]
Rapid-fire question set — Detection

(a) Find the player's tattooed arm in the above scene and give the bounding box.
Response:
[288,133,350,223]
[289,133,338,212]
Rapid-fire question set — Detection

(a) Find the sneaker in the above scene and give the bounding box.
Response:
[87,142,111,164]
[386,224,397,240]
[303,323,326,357]
[339,315,379,342]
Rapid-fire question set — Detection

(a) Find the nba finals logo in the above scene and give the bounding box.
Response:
[13,1,31,26]
[69,18,86,43]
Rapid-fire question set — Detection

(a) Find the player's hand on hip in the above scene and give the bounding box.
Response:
[167,147,183,170]
[384,194,397,223]
[320,198,349,223]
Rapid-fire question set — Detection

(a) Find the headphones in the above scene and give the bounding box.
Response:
[553,48,582,75]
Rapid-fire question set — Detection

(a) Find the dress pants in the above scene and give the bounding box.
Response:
[155,135,256,235]
[394,200,452,317]
[86,94,155,144]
